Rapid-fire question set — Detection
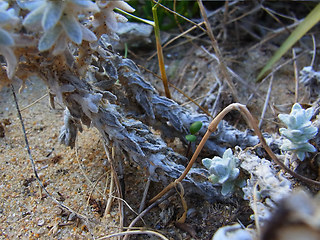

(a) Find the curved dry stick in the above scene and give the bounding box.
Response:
[149,103,320,204]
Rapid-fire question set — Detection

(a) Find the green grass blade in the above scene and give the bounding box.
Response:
[257,3,320,82]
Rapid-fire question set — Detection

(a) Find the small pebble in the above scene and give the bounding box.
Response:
[37,228,45,235]
[68,212,76,221]
[37,219,45,226]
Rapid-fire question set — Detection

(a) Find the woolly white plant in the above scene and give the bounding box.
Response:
[202,148,245,196]
[238,149,292,222]
[0,0,135,84]
[0,1,19,79]
[278,103,318,161]
[212,223,253,240]
[299,66,320,85]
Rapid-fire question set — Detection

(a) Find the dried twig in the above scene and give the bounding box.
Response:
[259,74,274,128]
[75,143,106,197]
[105,170,114,215]
[197,0,239,102]
[292,48,299,103]
[21,93,48,111]
[310,34,316,67]
[86,172,108,210]
[123,190,174,240]
[11,84,92,230]
[175,182,187,224]
[247,51,307,105]
[138,177,151,214]
[103,144,124,231]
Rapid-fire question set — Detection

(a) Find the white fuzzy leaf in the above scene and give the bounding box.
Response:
[70,0,100,12]
[202,158,213,169]
[81,25,97,42]
[305,107,314,121]
[38,24,62,51]
[0,1,8,11]
[221,181,234,196]
[104,11,117,31]
[60,15,82,44]
[278,114,290,126]
[0,28,14,46]
[22,4,45,28]
[0,11,14,24]
[114,1,135,13]
[223,148,233,159]
[42,1,63,31]
[17,0,44,11]
[297,151,306,161]
[52,34,67,55]
[114,12,128,23]
[0,45,17,79]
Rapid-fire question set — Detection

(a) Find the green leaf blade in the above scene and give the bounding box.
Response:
[186,134,197,142]
[189,121,203,135]
[257,3,320,82]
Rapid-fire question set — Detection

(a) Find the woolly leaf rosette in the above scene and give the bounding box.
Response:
[278,103,318,160]
[202,148,243,196]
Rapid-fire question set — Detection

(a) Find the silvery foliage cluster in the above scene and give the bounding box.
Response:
[0,1,19,78]
[0,0,134,80]
[202,148,245,196]
[211,223,253,240]
[300,66,320,85]
[1,0,263,199]
[278,103,318,161]
[238,149,292,222]
[299,65,320,99]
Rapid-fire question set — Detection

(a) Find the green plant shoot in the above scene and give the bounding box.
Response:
[185,121,203,142]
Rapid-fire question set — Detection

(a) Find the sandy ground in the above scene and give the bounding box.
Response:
[0,79,123,239]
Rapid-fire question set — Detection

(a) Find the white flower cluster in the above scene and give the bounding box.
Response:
[0,0,134,80]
